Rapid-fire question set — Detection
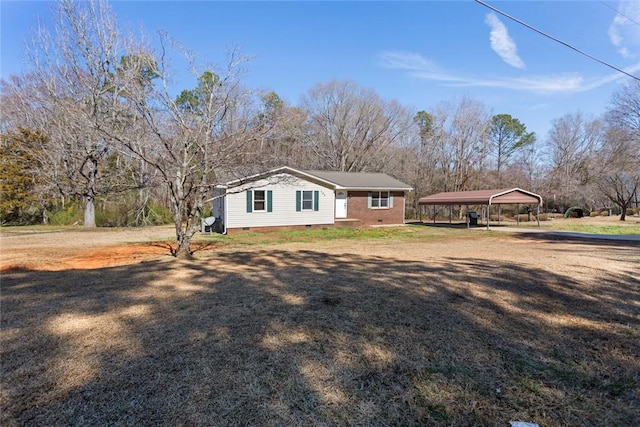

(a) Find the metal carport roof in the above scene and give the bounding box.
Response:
[417,188,543,229]
[417,188,542,206]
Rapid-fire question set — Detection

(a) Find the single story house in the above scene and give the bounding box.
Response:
[211,166,412,234]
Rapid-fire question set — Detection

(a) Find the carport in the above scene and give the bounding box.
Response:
[417,188,544,229]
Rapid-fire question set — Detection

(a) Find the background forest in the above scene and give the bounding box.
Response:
[1,1,639,255]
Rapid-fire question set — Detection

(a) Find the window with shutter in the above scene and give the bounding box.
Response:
[253,190,266,211]
[370,191,390,209]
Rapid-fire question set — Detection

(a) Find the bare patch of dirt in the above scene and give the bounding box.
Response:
[0,226,177,271]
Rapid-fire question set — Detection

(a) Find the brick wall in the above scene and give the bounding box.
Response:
[346,191,405,226]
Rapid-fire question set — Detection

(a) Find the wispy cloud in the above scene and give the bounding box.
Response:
[608,1,640,58]
[377,51,640,94]
[377,51,438,71]
[484,12,525,69]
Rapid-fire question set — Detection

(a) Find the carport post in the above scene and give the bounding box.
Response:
[536,205,540,227]
[449,205,452,224]
[466,205,470,229]
[516,203,520,227]
[487,204,490,230]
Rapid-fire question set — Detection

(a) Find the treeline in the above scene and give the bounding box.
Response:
[1,0,639,257]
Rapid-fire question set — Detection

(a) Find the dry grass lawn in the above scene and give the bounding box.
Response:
[1,224,639,426]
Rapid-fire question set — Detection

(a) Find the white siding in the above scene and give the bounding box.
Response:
[225,173,334,229]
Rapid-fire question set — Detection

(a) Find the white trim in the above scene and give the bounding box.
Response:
[370,191,391,209]
[252,189,267,212]
[488,188,543,207]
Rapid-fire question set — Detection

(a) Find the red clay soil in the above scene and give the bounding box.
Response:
[0,244,169,272]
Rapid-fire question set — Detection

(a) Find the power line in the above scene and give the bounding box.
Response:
[475,0,640,82]
[599,1,640,27]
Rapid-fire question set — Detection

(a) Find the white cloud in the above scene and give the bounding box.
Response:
[377,50,640,95]
[608,1,640,58]
[377,51,438,71]
[412,72,585,93]
[484,12,525,69]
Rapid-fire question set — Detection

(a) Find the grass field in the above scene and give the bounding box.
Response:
[535,214,640,235]
[1,222,639,426]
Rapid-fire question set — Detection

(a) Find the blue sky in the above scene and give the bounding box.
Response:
[2,1,640,140]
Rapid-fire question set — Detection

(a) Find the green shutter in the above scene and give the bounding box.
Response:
[246,191,253,213]
[313,190,319,211]
[267,190,273,212]
[296,190,301,212]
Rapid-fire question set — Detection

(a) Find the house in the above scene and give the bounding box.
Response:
[211,166,412,234]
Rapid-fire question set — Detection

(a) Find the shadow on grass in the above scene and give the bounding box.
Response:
[2,247,638,426]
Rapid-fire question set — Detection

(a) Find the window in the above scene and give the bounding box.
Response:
[253,190,266,211]
[246,190,272,213]
[302,191,313,210]
[369,191,392,209]
[296,190,319,212]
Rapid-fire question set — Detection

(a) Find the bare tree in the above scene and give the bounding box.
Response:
[594,127,639,220]
[429,97,491,192]
[608,80,640,138]
[246,92,312,169]
[596,80,640,220]
[16,0,133,227]
[394,110,441,217]
[301,80,413,172]
[545,112,603,210]
[112,39,263,258]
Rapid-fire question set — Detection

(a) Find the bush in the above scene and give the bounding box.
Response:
[95,197,173,227]
[564,207,586,218]
[48,204,83,225]
[515,214,531,222]
[145,203,173,225]
[590,211,599,217]
[600,210,610,216]
[537,213,550,221]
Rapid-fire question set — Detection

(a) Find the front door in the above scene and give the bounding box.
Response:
[335,191,347,218]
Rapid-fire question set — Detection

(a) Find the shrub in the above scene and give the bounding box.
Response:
[95,198,173,227]
[537,213,550,221]
[145,203,172,225]
[564,207,585,218]
[600,210,609,216]
[48,204,83,225]
[590,211,599,217]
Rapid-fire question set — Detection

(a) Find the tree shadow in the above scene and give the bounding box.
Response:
[2,246,638,426]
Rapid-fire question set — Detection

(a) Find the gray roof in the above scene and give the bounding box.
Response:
[220,166,412,191]
[302,170,412,191]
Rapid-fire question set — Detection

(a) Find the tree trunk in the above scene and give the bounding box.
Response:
[84,195,96,228]
[173,209,195,259]
[175,229,194,259]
